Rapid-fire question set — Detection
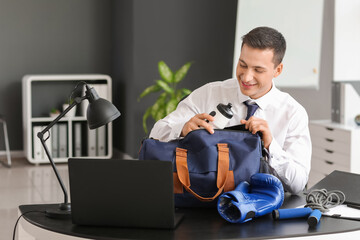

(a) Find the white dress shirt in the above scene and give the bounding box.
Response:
[149,78,312,194]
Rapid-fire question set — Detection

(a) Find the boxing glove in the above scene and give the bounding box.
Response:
[217,173,284,223]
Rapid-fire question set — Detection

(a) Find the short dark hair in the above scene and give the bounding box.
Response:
[241,26,286,66]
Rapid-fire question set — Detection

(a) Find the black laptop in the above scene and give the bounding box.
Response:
[68,158,183,229]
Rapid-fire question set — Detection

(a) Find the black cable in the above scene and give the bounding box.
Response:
[305,188,345,212]
[13,210,46,240]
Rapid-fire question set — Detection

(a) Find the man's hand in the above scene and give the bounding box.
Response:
[181,113,215,137]
[240,117,272,149]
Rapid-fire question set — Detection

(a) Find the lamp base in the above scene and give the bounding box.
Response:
[45,203,71,219]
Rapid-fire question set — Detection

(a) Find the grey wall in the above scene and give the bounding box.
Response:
[112,0,336,157]
[112,0,238,157]
[0,0,336,158]
[0,0,112,151]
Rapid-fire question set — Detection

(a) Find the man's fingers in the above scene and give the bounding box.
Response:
[241,117,272,149]
[197,113,215,122]
[192,117,214,134]
[182,113,215,137]
[244,118,267,134]
[242,117,258,134]
[241,119,251,131]
[192,114,215,134]
[198,121,214,134]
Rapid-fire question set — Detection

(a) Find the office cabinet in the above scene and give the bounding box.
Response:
[308,120,360,187]
[22,74,114,164]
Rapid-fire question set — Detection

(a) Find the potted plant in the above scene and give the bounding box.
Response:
[138,60,193,134]
[49,108,61,118]
[63,98,76,118]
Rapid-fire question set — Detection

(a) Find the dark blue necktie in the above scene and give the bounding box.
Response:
[244,101,259,120]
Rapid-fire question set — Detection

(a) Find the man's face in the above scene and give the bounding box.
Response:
[236,44,283,99]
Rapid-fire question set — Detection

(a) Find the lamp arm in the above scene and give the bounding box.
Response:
[38,96,85,134]
[39,134,70,205]
[36,96,86,207]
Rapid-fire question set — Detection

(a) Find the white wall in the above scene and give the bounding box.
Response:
[233,0,324,88]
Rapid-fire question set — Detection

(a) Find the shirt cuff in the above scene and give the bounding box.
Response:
[267,139,284,169]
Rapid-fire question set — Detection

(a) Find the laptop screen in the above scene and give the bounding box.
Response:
[68,158,179,229]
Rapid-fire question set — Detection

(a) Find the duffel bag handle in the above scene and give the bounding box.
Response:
[175,143,234,202]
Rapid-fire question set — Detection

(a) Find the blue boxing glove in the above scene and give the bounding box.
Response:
[217,173,284,223]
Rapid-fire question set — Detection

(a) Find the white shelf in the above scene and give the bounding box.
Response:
[22,74,114,164]
[31,117,87,122]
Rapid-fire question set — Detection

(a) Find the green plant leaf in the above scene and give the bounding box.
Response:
[156,80,174,94]
[155,107,166,121]
[158,61,173,83]
[151,93,167,119]
[182,88,192,96]
[137,84,161,101]
[175,90,184,102]
[142,106,153,134]
[166,98,178,115]
[174,62,192,83]
[175,89,183,101]
[175,88,192,102]
[138,60,193,133]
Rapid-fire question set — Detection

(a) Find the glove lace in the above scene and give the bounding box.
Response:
[304,188,345,213]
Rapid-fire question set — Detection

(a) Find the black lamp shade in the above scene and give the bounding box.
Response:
[87,98,121,129]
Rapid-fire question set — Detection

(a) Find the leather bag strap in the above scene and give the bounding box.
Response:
[175,143,231,202]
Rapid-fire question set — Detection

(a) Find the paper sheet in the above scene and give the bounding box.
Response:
[323,204,360,218]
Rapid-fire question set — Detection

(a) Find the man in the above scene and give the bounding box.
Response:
[149,26,311,194]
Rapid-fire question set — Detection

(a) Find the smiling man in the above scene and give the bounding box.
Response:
[149,27,311,194]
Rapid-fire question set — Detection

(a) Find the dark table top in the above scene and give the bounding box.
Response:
[19,193,360,240]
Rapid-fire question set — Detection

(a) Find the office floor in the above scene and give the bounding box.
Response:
[0,157,70,239]
[0,150,133,240]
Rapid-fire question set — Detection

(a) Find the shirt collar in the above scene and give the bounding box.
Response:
[238,80,278,110]
[236,79,250,104]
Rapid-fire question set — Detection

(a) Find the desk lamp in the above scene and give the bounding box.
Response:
[37,83,120,218]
